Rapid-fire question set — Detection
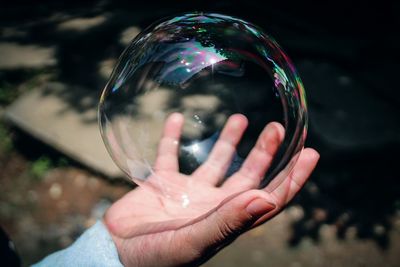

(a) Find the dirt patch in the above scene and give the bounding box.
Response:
[0,153,130,266]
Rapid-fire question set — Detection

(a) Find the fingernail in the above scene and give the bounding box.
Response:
[246,198,276,217]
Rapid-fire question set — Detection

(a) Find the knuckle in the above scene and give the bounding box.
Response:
[215,211,246,240]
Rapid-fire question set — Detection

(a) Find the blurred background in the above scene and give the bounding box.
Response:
[1,1,399,266]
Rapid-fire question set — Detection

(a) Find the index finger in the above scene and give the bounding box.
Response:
[154,113,184,172]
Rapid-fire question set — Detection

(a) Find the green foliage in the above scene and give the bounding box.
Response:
[0,122,13,153]
[56,157,70,168]
[0,81,19,105]
[0,68,56,105]
[30,156,53,179]
[29,155,71,179]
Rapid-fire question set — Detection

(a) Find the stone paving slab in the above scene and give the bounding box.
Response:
[0,42,56,69]
[4,82,123,178]
[206,207,400,267]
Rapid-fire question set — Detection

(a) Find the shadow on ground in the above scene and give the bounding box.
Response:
[1,0,399,258]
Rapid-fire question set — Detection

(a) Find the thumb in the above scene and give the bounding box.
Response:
[182,190,276,262]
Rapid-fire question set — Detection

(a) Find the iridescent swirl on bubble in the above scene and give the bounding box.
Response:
[99,12,307,199]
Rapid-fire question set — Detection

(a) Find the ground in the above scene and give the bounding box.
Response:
[1,152,400,266]
[1,1,400,266]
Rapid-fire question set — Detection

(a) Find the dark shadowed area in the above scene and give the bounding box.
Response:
[1,1,399,266]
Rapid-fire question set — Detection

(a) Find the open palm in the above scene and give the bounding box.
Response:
[104,113,319,267]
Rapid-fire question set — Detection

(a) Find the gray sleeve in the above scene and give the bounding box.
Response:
[32,221,124,267]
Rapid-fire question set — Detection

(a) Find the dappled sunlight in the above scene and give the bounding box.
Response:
[0,1,399,266]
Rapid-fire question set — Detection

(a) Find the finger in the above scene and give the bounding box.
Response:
[267,148,319,209]
[243,148,319,229]
[178,190,276,262]
[192,114,248,185]
[154,113,184,172]
[222,122,285,191]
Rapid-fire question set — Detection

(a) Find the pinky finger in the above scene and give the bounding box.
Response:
[249,148,319,229]
[267,148,320,209]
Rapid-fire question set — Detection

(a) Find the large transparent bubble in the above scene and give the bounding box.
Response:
[99,13,307,208]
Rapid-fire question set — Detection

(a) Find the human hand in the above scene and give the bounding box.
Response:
[104,113,319,267]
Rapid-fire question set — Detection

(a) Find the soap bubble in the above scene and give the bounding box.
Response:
[99,13,307,207]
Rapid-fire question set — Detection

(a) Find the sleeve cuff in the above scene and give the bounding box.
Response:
[32,221,124,267]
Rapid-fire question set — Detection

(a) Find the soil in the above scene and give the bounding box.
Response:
[0,150,130,265]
